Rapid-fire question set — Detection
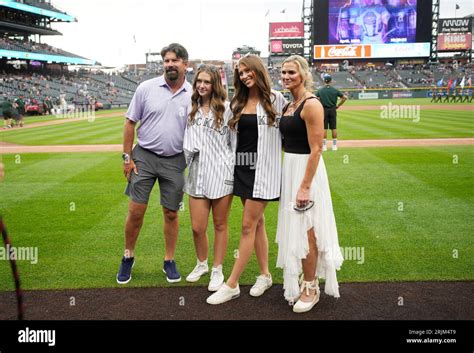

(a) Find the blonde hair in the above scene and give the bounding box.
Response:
[282,55,314,92]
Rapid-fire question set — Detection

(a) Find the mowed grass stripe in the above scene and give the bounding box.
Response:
[339,111,433,139]
[0,147,472,290]
[1,117,124,145]
[338,111,400,139]
[49,123,124,144]
[0,154,117,206]
[1,117,121,139]
[417,112,474,129]
[373,147,474,201]
[338,110,473,139]
[2,104,472,145]
[13,120,120,142]
[0,152,272,289]
[0,153,127,289]
[324,147,473,281]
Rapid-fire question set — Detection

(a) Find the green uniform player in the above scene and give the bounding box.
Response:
[316,75,347,151]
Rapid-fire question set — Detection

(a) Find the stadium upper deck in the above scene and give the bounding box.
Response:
[0,0,94,65]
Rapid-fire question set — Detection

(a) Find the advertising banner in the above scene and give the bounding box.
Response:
[437,33,472,51]
[438,18,472,34]
[313,44,371,59]
[358,92,379,100]
[392,91,414,98]
[270,38,304,55]
[269,22,304,38]
[313,43,430,59]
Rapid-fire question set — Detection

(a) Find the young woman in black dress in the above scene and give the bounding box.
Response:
[207,55,286,305]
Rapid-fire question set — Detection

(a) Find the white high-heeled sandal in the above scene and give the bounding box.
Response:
[293,278,320,313]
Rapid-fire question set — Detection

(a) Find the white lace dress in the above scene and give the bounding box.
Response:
[275,153,343,302]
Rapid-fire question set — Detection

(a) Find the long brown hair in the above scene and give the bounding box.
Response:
[229,55,277,130]
[188,65,227,129]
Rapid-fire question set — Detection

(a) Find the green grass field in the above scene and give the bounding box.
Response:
[0,146,473,291]
[6,108,126,126]
[1,100,473,145]
[0,98,473,292]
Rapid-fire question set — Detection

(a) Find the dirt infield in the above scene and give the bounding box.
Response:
[1,138,473,154]
[0,281,472,320]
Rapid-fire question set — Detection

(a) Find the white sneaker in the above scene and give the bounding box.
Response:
[249,274,272,297]
[185,260,208,282]
[293,279,320,313]
[322,145,327,151]
[206,283,240,305]
[332,145,338,151]
[208,266,224,292]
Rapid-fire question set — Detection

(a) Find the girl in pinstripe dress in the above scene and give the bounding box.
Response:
[207,55,287,305]
[183,65,235,292]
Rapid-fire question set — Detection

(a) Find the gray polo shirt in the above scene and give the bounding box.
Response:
[126,75,192,156]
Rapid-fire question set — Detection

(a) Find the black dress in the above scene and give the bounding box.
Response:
[233,114,258,199]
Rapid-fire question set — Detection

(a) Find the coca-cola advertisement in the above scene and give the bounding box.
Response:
[314,44,371,59]
[314,42,429,59]
[328,0,417,45]
[269,22,304,38]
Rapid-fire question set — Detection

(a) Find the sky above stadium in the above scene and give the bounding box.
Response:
[46,0,473,68]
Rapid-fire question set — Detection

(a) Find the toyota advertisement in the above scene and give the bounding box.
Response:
[269,22,304,57]
[270,39,304,55]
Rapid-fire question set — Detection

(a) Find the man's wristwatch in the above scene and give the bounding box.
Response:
[122,153,131,163]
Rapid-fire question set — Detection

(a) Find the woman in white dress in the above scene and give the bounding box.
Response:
[277,55,343,313]
[183,64,235,292]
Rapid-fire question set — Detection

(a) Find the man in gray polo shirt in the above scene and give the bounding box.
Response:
[117,43,192,284]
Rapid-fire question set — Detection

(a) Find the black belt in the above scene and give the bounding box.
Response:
[158,152,183,159]
[136,145,183,158]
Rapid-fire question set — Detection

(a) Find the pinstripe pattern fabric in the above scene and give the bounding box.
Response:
[183,102,235,199]
[252,90,287,199]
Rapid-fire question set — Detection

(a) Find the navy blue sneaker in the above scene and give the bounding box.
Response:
[163,260,181,283]
[116,257,135,284]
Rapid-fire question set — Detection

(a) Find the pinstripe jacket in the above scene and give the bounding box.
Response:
[240,90,287,200]
[183,101,235,199]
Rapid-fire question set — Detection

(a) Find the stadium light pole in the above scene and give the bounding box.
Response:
[133,34,137,76]
[266,9,271,67]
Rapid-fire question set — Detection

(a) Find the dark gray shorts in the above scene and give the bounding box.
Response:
[125,145,186,211]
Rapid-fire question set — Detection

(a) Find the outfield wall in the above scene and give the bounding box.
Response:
[343,87,473,100]
[272,86,473,101]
